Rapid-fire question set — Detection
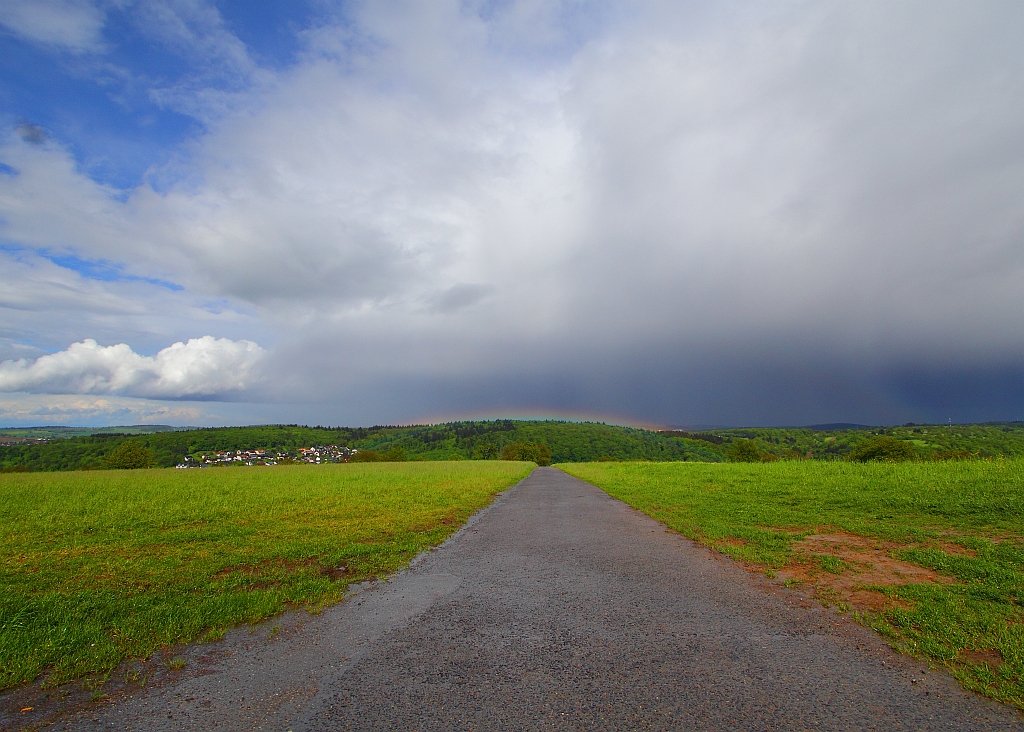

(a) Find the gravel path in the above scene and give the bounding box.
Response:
[49,467,1022,731]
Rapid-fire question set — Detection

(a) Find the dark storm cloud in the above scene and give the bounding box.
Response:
[266,338,1024,429]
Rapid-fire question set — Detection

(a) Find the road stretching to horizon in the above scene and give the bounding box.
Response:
[52,467,1022,731]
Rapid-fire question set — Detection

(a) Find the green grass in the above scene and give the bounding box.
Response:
[0,461,533,691]
[559,459,1024,709]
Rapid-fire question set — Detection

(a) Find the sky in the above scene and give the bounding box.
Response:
[0,0,1023,429]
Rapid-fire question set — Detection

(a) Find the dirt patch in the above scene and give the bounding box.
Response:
[775,532,957,614]
[212,558,354,584]
[936,527,1020,546]
[320,563,353,580]
[934,541,977,558]
[960,648,1003,670]
[846,589,890,612]
[0,644,212,732]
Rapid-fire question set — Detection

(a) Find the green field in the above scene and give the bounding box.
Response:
[560,460,1024,708]
[0,461,533,691]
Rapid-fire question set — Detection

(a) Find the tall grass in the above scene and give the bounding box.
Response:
[0,461,533,690]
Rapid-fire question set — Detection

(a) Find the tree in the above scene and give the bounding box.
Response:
[847,436,918,462]
[381,446,407,462]
[501,442,552,466]
[105,441,156,469]
[473,442,499,460]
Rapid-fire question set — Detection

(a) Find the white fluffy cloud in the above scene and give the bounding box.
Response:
[0,394,208,425]
[0,337,265,399]
[0,0,105,52]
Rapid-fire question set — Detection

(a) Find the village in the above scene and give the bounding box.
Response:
[176,444,355,468]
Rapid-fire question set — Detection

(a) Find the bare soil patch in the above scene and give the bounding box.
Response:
[934,541,976,558]
[776,532,958,613]
[212,558,354,585]
[960,649,1004,671]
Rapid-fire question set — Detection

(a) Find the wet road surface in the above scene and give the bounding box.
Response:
[50,467,1023,731]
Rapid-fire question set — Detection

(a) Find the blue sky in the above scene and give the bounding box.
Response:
[1,1,1023,428]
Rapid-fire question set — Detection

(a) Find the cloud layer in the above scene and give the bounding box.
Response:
[0,393,207,426]
[1,1,1023,425]
[0,0,105,52]
[0,337,264,399]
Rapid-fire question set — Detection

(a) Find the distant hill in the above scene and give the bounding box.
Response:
[0,425,179,439]
[0,421,723,471]
[2,420,1023,472]
[802,423,872,431]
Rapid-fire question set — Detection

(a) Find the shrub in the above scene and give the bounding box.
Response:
[847,436,918,462]
[350,447,407,462]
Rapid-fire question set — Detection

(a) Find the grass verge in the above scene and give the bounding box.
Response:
[558,459,1024,709]
[0,461,534,691]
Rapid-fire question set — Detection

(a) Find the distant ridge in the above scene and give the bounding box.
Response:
[4,420,1024,472]
[664,425,730,432]
[0,425,178,438]
[802,423,873,431]
[666,423,875,432]
[0,425,175,431]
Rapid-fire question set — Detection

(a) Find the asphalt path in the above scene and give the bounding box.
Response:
[49,467,1023,731]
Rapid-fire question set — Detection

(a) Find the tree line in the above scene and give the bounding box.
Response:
[3,420,1023,472]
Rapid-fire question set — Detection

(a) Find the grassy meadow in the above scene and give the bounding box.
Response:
[560,459,1024,708]
[0,461,533,691]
